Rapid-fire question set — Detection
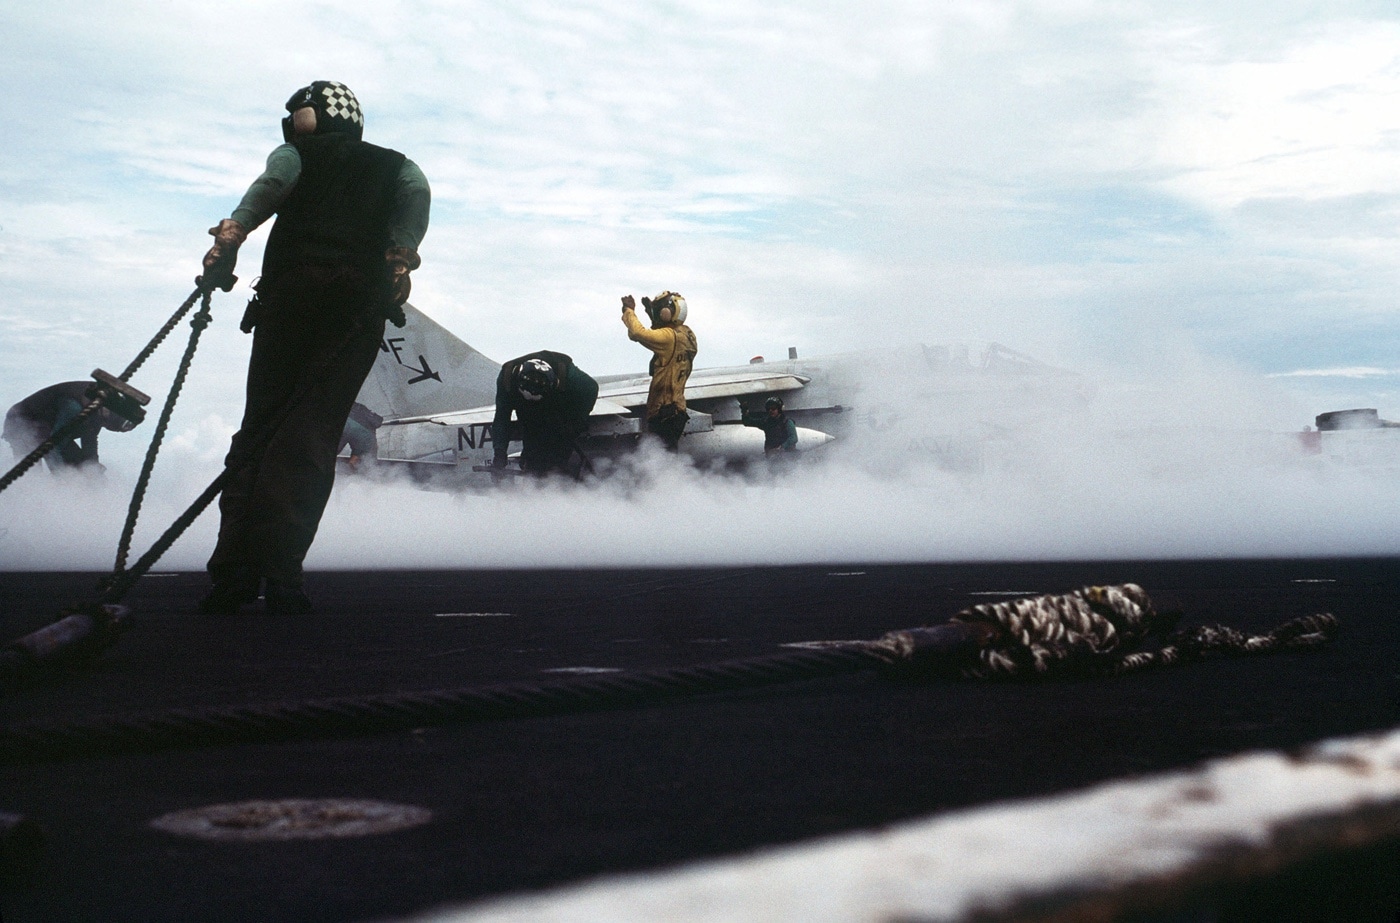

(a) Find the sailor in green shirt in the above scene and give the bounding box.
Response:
[741,396,799,455]
[198,81,430,616]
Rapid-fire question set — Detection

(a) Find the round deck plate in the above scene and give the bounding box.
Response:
[150,798,431,842]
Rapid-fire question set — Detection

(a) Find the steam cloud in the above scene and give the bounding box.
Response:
[2,356,1397,573]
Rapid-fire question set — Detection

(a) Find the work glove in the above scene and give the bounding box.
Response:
[384,246,420,327]
[199,219,247,292]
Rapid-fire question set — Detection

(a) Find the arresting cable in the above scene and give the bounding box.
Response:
[0,585,1338,763]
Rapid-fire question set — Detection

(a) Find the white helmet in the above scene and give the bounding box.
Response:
[641,291,687,327]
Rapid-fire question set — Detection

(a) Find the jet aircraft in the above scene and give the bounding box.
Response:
[350,304,1089,485]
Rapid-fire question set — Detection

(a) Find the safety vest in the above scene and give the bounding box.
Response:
[262,134,406,285]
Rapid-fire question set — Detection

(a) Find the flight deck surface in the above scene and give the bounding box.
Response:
[1,559,1397,922]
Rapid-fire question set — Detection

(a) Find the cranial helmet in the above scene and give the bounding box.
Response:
[765,397,783,412]
[641,291,687,327]
[514,358,556,401]
[282,81,364,142]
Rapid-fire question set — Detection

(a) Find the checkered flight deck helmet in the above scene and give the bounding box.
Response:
[641,291,687,327]
[282,81,365,142]
[514,358,556,402]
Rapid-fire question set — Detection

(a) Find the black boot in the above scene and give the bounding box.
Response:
[265,579,313,615]
[198,576,261,615]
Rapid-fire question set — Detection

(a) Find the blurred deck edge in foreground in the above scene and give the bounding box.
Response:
[417,726,1400,923]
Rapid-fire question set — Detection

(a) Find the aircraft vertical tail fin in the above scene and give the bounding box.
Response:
[355,303,500,420]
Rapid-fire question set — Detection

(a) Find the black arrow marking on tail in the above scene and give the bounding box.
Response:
[406,355,441,384]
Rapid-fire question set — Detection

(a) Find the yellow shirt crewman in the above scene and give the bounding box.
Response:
[620,291,698,450]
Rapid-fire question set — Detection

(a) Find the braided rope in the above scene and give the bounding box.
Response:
[119,286,206,381]
[950,584,1338,679]
[1109,612,1338,676]
[111,293,214,575]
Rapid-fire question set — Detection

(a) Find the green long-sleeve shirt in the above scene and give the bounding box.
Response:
[742,409,798,452]
[228,143,431,250]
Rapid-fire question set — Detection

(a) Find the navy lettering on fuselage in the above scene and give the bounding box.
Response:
[457,424,494,451]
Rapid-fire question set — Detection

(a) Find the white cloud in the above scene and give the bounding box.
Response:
[1133,21,1400,208]
[1269,366,1398,379]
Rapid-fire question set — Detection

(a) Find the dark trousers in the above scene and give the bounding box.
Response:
[518,412,580,474]
[647,406,689,451]
[208,267,386,586]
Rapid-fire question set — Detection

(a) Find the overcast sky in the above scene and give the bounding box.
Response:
[3,2,1400,567]
[5,2,1399,390]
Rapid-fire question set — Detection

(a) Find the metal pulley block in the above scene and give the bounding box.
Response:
[87,369,151,428]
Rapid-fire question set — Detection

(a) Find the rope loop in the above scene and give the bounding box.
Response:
[948,584,1337,679]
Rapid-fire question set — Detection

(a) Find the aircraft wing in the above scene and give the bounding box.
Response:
[596,371,809,410]
[389,371,809,426]
[385,397,643,428]
[385,405,495,427]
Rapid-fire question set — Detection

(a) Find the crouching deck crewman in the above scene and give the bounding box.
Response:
[197,80,431,615]
[338,401,384,473]
[491,352,600,477]
[3,381,138,476]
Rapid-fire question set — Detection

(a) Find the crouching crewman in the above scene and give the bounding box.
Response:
[491,351,599,476]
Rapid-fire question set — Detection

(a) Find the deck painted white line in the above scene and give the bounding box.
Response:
[541,667,622,675]
[434,613,518,618]
[417,727,1400,923]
